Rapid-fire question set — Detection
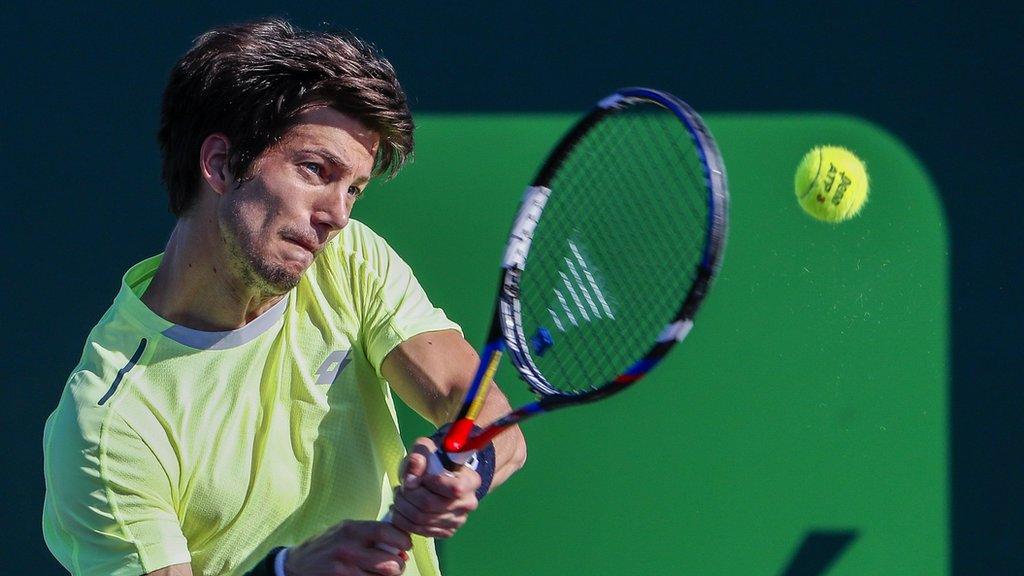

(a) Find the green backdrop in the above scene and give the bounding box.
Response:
[356,113,948,575]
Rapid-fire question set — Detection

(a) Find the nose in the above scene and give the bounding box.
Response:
[311,186,352,233]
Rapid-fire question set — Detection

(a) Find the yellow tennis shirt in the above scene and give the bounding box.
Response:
[43,219,459,576]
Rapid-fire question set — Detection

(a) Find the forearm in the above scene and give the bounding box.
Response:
[381,330,526,490]
[472,386,526,489]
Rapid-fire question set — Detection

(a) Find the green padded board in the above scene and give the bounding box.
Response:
[356,113,949,576]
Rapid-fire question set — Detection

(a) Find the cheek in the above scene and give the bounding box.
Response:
[222,168,309,245]
[221,194,278,251]
[249,178,306,227]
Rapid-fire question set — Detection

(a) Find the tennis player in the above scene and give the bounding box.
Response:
[42,19,526,576]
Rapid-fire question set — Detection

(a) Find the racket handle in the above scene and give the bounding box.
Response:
[377,449,476,554]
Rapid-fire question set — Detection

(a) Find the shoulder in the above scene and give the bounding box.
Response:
[47,295,166,454]
[45,367,179,525]
[312,219,411,288]
[333,219,397,267]
[68,313,153,409]
[44,369,168,516]
[44,371,186,576]
[46,368,155,463]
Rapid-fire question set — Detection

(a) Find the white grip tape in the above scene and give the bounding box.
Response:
[502,186,551,269]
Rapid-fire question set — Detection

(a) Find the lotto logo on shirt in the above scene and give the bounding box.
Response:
[315,350,352,385]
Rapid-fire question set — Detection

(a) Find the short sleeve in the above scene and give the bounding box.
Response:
[43,385,190,576]
[355,229,461,373]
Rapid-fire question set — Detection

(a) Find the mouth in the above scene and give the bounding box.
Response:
[283,235,319,255]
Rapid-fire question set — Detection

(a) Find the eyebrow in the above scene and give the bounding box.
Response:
[297,147,371,185]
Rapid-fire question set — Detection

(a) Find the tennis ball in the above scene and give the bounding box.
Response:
[794,146,869,222]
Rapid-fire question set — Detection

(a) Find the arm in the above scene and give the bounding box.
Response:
[381,329,527,489]
[282,521,411,576]
[43,392,194,576]
[380,328,527,539]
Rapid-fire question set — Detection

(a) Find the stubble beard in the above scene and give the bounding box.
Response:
[220,207,302,296]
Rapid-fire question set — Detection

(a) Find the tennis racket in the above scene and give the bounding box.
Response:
[382,87,728,539]
[441,87,728,457]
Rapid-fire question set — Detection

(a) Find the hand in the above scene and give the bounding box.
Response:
[388,437,481,539]
[284,520,412,576]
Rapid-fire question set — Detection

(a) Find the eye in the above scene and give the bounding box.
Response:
[348,185,364,199]
[301,162,323,176]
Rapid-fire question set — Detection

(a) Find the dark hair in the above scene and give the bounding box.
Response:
[158,19,414,216]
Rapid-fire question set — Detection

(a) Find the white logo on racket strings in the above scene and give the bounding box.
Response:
[548,239,615,332]
[502,186,551,270]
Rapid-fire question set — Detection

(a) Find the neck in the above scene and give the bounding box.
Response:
[141,216,284,331]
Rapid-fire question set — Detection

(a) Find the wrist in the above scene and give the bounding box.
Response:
[430,424,496,500]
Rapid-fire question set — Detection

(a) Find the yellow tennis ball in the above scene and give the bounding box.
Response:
[794,146,869,222]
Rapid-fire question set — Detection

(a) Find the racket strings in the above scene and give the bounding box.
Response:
[591,111,704,367]
[524,111,701,392]
[564,114,695,363]
[627,117,700,269]
[640,111,711,240]
[516,102,710,394]
[539,114,675,388]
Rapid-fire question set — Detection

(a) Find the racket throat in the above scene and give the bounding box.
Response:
[443,418,478,453]
[447,340,504,451]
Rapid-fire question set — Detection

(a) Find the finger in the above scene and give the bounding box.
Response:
[395,483,456,514]
[367,551,406,576]
[342,520,413,551]
[404,453,426,485]
[370,521,414,552]
[388,503,460,539]
[418,468,482,500]
[403,438,441,487]
[319,522,409,576]
[397,478,480,520]
[392,491,469,528]
[351,548,407,576]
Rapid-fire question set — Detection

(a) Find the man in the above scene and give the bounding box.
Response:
[42,19,526,576]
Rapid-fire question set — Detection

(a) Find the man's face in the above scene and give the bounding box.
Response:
[218,107,379,294]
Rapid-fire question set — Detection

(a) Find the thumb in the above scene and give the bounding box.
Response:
[403,450,428,490]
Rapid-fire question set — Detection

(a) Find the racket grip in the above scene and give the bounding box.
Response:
[377,449,475,554]
[376,515,402,555]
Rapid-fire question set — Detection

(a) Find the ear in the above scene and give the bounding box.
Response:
[199,134,233,195]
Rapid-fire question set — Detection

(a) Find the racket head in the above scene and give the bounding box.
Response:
[499,87,729,406]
